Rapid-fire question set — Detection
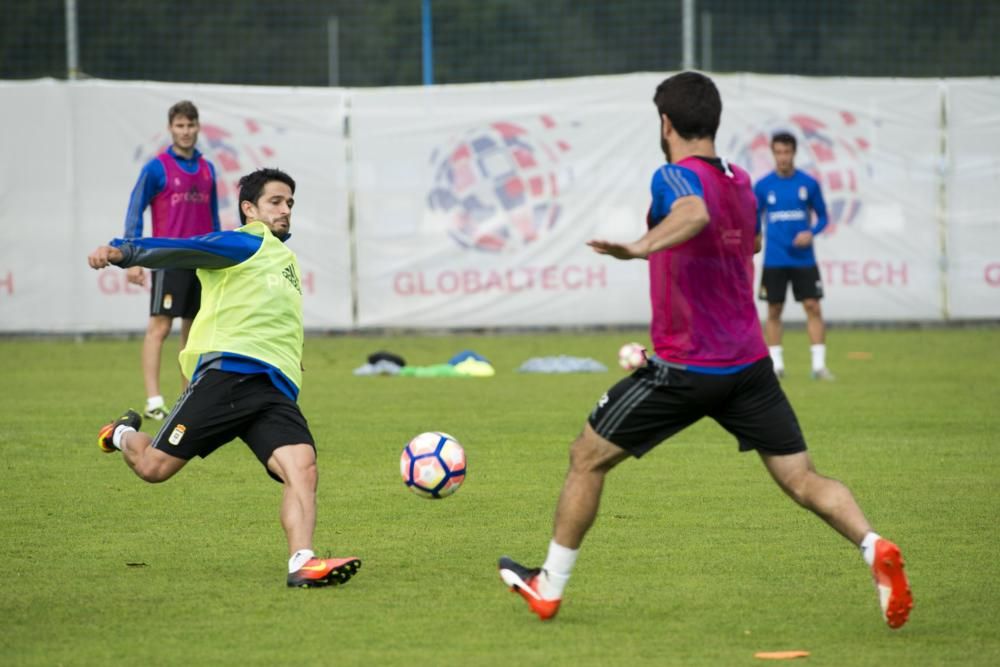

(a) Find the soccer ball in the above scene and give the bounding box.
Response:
[400,432,467,499]
[618,342,647,371]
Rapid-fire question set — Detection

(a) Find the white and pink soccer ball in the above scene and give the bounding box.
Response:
[400,432,467,499]
[618,342,648,371]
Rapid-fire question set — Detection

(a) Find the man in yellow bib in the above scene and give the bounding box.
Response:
[88,168,360,589]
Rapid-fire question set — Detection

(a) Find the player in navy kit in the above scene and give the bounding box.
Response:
[755,132,834,380]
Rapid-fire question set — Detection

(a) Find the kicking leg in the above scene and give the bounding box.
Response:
[268,444,360,588]
[759,450,869,543]
[267,444,318,556]
[552,423,632,549]
[760,450,912,628]
[499,423,630,620]
[98,409,186,482]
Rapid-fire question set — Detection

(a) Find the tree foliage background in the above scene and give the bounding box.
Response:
[4,1,998,85]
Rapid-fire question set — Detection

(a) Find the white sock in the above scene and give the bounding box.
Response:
[769,345,784,372]
[539,540,578,599]
[146,395,165,410]
[112,425,136,451]
[288,549,316,573]
[860,532,881,567]
[810,344,827,372]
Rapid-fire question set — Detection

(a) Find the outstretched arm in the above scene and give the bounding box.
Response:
[88,245,124,269]
[87,231,262,271]
[588,195,709,260]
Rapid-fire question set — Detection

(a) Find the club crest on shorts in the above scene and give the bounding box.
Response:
[162,293,173,310]
[168,424,186,445]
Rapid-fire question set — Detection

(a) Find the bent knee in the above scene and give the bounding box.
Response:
[293,461,318,487]
[133,451,184,483]
[777,469,824,506]
[568,428,628,474]
[270,447,318,487]
[135,464,175,484]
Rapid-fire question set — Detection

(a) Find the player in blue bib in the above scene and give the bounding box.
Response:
[754,132,834,380]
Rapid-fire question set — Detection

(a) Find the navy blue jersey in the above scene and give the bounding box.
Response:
[754,169,828,268]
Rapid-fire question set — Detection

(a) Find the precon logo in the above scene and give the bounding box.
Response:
[426,116,574,253]
[729,112,871,233]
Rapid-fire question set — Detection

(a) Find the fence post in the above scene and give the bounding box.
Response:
[422,0,434,85]
[328,16,340,87]
[682,0,696,70]
[937,82,950,321]
[65,0,79,79]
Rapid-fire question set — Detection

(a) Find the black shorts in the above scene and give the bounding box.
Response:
[150,268,201,319]
[152,370,315,483]
[587,356,806,457]
[759,265,824,303]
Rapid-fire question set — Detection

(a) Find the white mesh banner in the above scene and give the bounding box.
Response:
[0,75,997,333]
[0,79,352,332]
[945,81,1000,318]
[349,75,656,328]
[716,75,946,322]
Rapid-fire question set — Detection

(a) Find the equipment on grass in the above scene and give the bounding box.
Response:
[400,432,467,499]
[617,342,648,371]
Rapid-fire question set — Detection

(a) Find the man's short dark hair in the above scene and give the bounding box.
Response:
[168,100,199,123]
[652,71,722,140]
[237,168,296,224]
[771,132,797,151]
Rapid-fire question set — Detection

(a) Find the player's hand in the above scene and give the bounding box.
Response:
[126,265,146,286]
[793,230,814,248]
[587,239,648,260]
[87,246,124,269]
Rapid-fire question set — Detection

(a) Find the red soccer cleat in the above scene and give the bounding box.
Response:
[871,539,913,629]
[498,556,562,621]
[287,556,362,589]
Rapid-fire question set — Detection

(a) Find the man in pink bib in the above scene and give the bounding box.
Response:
[498,72,912,631]
[122,100,220,420]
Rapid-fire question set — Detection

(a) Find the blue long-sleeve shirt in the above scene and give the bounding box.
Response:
[110,229,299,400]
[124,147,222,238]
[754,169,828,268]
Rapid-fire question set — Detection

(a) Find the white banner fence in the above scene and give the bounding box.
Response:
[1,74,997,333]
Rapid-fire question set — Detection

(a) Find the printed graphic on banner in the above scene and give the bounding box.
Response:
[133,120,283,230]
[426,116,574,253]
[729,112,871,232]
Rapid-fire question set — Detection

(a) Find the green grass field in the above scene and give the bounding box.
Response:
[1,327,998,666]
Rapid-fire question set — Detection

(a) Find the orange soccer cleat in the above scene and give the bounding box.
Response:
[97,409,142,453]
[498,556,562,621]
[287,556,362,589]
[871,539,913,629]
